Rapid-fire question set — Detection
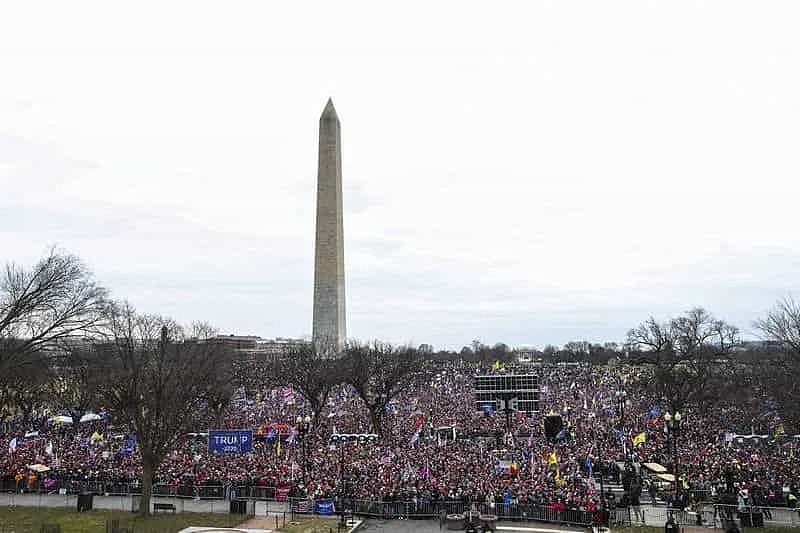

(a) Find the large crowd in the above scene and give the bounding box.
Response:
[2,362,799,512]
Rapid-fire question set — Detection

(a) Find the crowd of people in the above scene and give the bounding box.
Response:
[2,361,799,513]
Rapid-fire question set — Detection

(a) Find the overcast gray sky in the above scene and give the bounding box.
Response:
[1,1,798,350]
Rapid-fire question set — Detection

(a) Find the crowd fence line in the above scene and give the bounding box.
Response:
[3,480,800,528]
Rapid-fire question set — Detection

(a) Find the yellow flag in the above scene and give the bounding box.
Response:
[548,451,557,465]
[91,431,103,442]
[775,424,785,437]
[491,360,501,371]
[633,432,646,447]
[276,440,282,457]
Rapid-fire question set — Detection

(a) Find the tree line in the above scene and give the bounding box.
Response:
[0,248,429,514]
[3,248,800,511]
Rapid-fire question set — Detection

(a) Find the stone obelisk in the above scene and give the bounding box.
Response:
[312,98,346,351]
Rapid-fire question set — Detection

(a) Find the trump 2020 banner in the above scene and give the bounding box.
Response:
[314,499,336,515]
[208,430,253,454]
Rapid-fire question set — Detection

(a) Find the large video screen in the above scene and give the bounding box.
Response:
[474,374,540,413]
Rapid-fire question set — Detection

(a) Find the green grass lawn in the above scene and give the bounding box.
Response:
[0,506,242,533]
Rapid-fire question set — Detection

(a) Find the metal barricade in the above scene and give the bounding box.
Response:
[714,504,800,528]
[336,499,594,526]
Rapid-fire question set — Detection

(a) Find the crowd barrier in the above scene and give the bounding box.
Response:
[4,478,800,528]
[713,504,800,528]
[616,503,800,528]
[0,478,232,500]
[304,498,599,526]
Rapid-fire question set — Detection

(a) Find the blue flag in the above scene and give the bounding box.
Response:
[649,406,661,418]
[584,456,593,475]
[124,434,137,454]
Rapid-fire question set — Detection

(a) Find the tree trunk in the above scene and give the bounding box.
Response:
[369,407,381,435]
[140,456,154,516]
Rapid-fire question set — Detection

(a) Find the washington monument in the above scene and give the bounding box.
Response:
[312,98,346,350]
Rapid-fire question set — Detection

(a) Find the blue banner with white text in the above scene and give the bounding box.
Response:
[314,499,336,515]
[208,430,253,454]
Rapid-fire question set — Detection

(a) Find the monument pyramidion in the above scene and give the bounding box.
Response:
[312,98,346,352]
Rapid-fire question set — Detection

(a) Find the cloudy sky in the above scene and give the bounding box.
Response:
[1,1,798,349]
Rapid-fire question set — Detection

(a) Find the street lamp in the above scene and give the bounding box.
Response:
[329,433,379,526]
[664,411,684,506]
[615,390,628,460]
[295,415,312,486]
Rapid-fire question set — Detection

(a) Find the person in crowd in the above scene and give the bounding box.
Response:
[0,362,797,514]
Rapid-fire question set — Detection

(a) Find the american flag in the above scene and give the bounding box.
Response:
[281,388,295,405]
[291,499,312,513]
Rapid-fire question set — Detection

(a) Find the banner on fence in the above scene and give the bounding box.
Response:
[276,487,290,501]
[314,499,336,515]
[208,430,253,454]
[291,499,312,513]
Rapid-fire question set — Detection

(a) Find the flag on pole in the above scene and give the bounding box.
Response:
[633,432,647,447]
[584,456,593,475]
[125,434,137,454]
[548,451,557,466]
[281,388,295,405]
[408,428,421,446]
[419,460,430,479]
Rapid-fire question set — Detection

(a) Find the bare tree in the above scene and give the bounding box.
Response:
[343,341,422,435]
[754,297,800,429]
[274,341,341,427]
[47,342,103,423]
[0,249,106,417]
[0,352,51,425]
[93,302,234,515]
[0,249,106,373]
[626,308,740,411]
[755,297,800,355]
[563,340,592,362]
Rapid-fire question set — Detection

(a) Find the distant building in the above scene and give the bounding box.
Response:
[737,340,783,352]
[209,335,263,350]
[209,335,309,361]
[514,347,542,365]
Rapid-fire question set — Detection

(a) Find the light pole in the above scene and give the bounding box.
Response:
[329,433,379,526]
[295,415,312,486]
[664,411,683,506]
[615,390,627,460]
